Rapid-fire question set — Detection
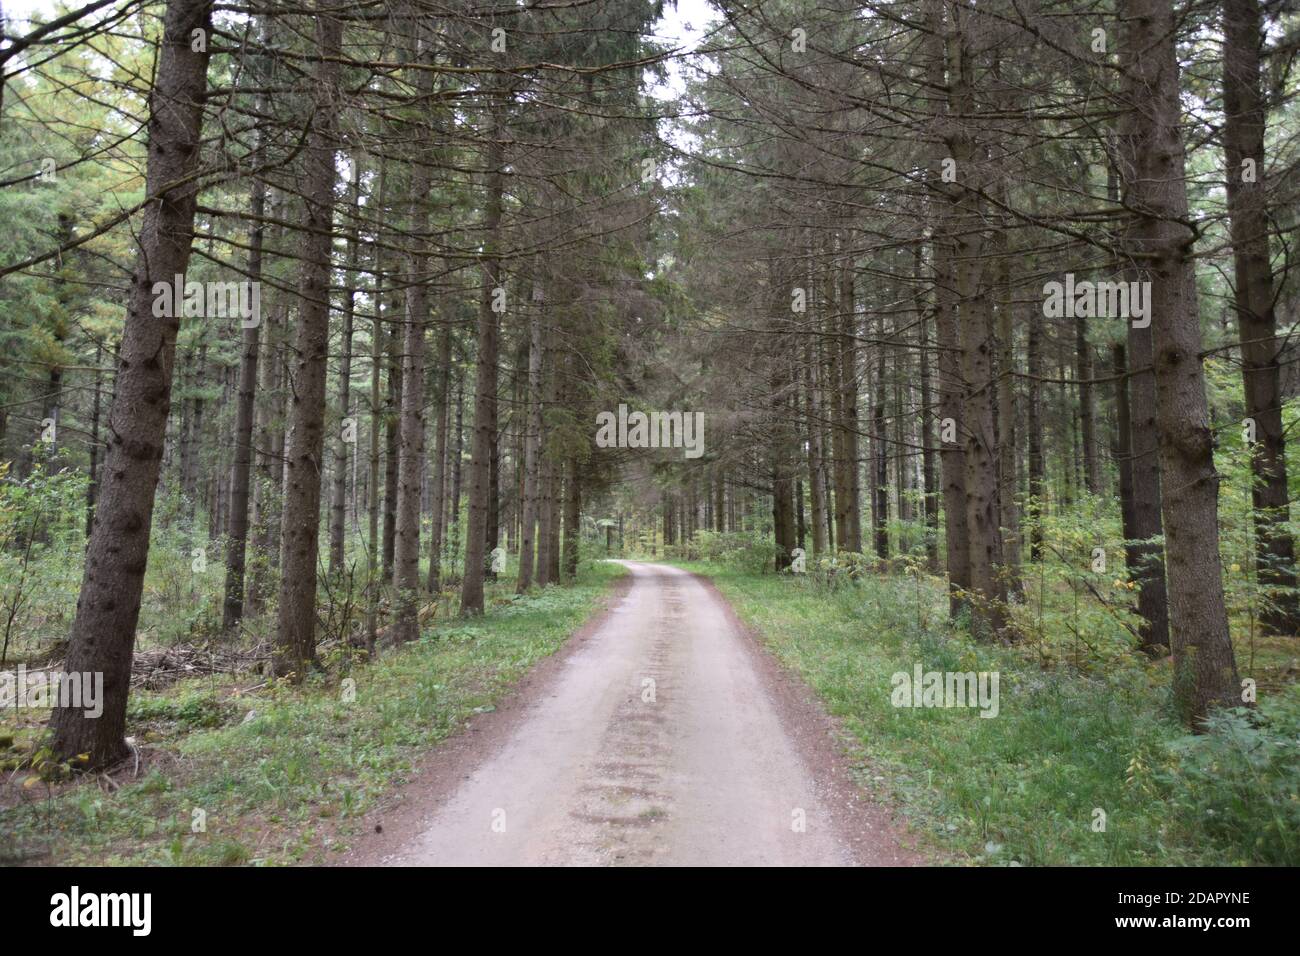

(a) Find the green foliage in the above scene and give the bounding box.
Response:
[808,550,878,589]
[1160,696,1300,865]
[1009,498,1148,670]
[683,560,1297,866]
[691,530,778,573]
[127,691,236,733]
[137,503,225,645]
[1,562,627,865]
[0,463,88,663]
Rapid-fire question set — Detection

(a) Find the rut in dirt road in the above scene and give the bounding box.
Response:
[357,562,919,866]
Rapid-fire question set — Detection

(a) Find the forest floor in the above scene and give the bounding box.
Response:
[679,560,1300,866]
[5,555,1293,866]
[341,561,923,865]
[0,563,627,865]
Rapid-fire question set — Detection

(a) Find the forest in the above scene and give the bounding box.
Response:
[1,0,1298,869]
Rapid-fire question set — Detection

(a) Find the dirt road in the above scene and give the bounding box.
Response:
[347,562,919,866]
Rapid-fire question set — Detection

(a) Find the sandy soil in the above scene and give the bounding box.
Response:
[341,562,922,867]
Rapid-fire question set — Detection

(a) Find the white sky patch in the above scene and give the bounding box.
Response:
[646,0,719,102]
[645,0,719,166]
[3,0,58,26]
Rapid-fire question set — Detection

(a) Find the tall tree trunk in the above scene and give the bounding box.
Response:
[714,469,725,533]
[545,460,562,583]
[1113,344,1140,574]
[840,254,862,552]
[545,344,564,586]
[245,188,287,618]
[806,336,829,554]
[925,0,970,617]
[382,337,401,579]
[365,177,387,646]
[772,273,799,570]
[958,273,1006,637]
[895,374,911,534]
[772,464,796,572]
[1026,282,1045,560]
[916,250,940,572]
[426,321,452,592]
[328,158,361,579]
[49,0,213,767]
[391,45,434,643]
[273,7,342,679]
[949,4,1006,637]
[86,341,103,537]
[1077,315,1100,495]
[504,356,522,555]
[486,371,501,580]
[390,284,427,643]
[872,316,889,559]
[1116,94,1172,655]
[177,354,193,506]
[1223,0,1300,635]
[795,475,806,551]
[38,212,73,467]
[1120,0,1238,724]
[562,456,580,580]
[448,372,464,582]
[209,362,232,544]
[188,349,206,509]
[221,73,269,632]
[995,234,1021,599]
[536,454,553,586]
[517,286,544,591]
[825,251,848,553]
[461,116,505,614]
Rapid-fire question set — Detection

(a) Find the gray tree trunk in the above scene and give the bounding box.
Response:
[273,7,342,679]
[50,0,213,767]
[1223,0,1300,635]
[461,117,505,614]
[1119,0,1239,725]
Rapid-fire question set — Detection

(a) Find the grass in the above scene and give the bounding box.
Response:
[674,559,1300,866]
[0,560,625,866]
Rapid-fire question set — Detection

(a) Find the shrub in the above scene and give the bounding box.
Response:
[693,530,778,573]
[1159,692,1300,865]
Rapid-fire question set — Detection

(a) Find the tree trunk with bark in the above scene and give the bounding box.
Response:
[1077,315,1100,496]
[391,45,434,644]
[806,335,829,555]
[563,456,580,580]
[1119,0,1239,724]
[461,116,505,614]
[382,336,401,579]
[1026,281,1045,561]
[925,0,971,617]
[328,158,362,579]
[221,159,267,633]
[517,285,544,591]
[49,0,213,767]
[426,320,452,592]
[949,4,1006,637]
[273,7,342,679]
[1223,0,1300,635]
[839,255,862,552]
